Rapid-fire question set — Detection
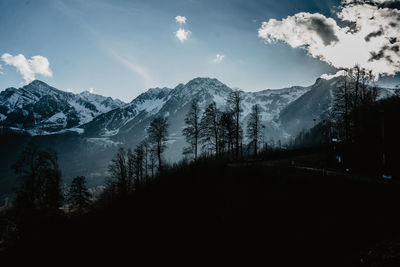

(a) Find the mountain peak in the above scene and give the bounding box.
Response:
[186,77,223,86]
[0,80,125,135]
[146,87,171,95]
[27,80,51,88]
[23,79,61,95]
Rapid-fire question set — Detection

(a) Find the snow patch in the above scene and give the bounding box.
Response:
[87,138,122,147]
[102,128,119,137]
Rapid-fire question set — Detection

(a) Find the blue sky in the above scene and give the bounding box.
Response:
[0,0,398,101]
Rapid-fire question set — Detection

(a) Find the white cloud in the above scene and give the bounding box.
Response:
[320,70,347,80]
[175,28,191,43]
[342,0,393,4]
[213,54,225,63]
[175,15,187,24]
[1,53,53,83]
[89,87,94,93]
[258,1,400,78]
[0,64,3,75]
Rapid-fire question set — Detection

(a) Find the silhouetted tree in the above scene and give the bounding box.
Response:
[219,111,235,157]
[247,104,262,156]
[147,116,169,171]
[227,90,243,159]
[149,148,157,177]
[67,176,91,213]
[182,100,201,161]
[331,72,351,141]
[12,142,63,211]
[200,102,220,156]
[127,148,135,189]
[331,66,380,142]
[108,147,129,196]
[12,142,42,210]
[141,139,150,179]
[134,143,144,184]
[40,151,63,211]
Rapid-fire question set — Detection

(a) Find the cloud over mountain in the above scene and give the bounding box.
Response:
[258,0,400,78]
[1,53,53,83]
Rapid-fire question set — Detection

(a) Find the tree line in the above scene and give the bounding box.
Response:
[182,90,264,161]
[8,89,266,214]
[9,142,92,215]
[104,90,265,200]
[10,65,391,214]
[330,65,381,143]
[291,65,384,148]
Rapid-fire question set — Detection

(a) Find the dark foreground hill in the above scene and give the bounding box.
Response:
[2,158,400,266]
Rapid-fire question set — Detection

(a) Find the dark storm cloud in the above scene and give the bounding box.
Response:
[308,17,339,45]
[364,29,383,41]
[378,1,400,10]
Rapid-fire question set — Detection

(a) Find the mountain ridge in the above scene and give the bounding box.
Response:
[0,75,393,201]
[0,80,126,135]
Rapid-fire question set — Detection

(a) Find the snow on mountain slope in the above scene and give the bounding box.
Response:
[279,76,395,137]
[0,80,125,135]
[82,87,171,137]
[79,77,311,162]
[242,86,310,121]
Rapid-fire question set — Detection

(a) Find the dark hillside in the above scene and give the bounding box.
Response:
[3,158,400,265]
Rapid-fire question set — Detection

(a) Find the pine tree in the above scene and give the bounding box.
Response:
[68,176,91,213]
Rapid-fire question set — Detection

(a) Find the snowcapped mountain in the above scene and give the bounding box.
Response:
[78,77,310,163]
[0,76,351,200]
[83,77,310,138]
[279,77,395,136]
[0,76,396,201]
[0,80,125,135]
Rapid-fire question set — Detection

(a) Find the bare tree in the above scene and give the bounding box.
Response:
[246,104,262,156]
[219,111,235,157]
[108,147,129,196]
[331,71,351,141]
[12,142,63,211]
[134,144,144,183]
[40,150,63,210]
[147,116,169,171]
[141,139,150,179]
[332,66,380,142]
[200,102,220,156]
[149,148,157,177]
[227,90,243,159]
[182,100,201,161]
[127,148,135,189]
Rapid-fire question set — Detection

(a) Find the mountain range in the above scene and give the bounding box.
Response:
[0,76,393,201]
[0,80,125,135]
